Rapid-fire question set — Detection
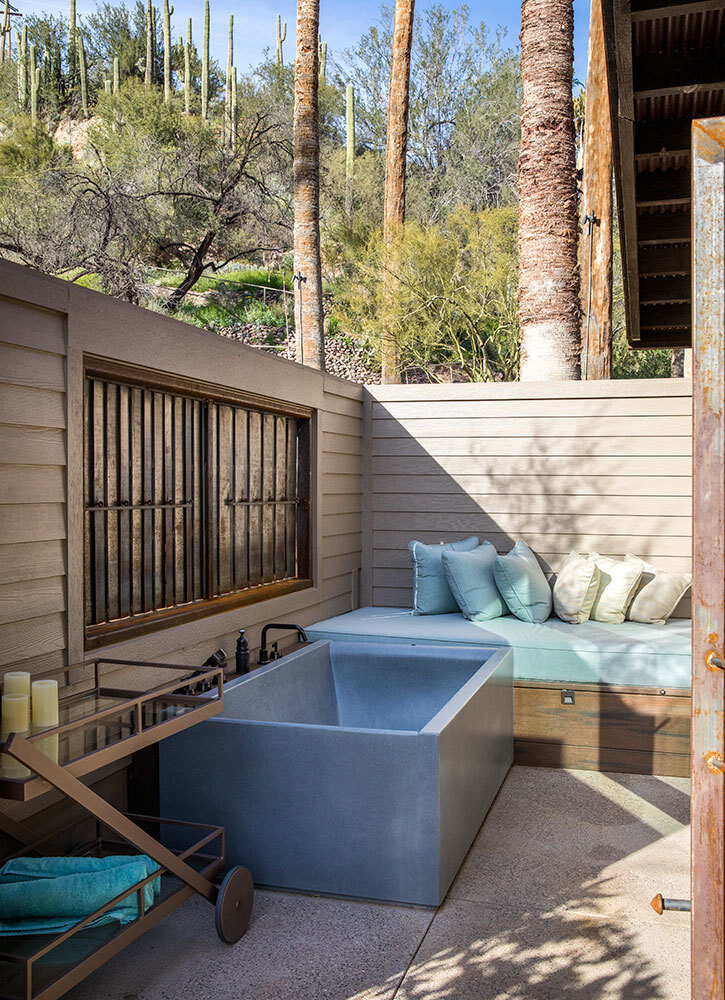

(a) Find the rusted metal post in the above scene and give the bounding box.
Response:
[691,115,725,1000]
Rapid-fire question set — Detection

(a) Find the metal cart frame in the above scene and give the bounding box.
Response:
[0,658,253,1000]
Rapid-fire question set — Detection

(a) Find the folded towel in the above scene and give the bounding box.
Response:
[0,855,161,937]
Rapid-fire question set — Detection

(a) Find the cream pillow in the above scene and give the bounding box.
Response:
[589,554,642,624]
[624,554,692,625]
[553,552,600,624]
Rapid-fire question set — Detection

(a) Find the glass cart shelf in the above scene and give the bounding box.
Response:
[0,658,224,803]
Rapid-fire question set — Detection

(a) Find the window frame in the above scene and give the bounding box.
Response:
[83,358,314,650]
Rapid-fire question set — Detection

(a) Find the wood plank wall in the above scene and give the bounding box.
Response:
[0,271,363,681]
[0,298,68,677]
[362,380,692,609]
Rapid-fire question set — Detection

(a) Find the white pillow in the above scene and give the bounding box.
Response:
[589,554,642,624]
[553,552,600,624]
[624,554,692,625]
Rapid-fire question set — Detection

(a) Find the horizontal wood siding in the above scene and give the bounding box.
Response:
[0,297,67,673]
[0,268,363,681]
[363,380,692,610]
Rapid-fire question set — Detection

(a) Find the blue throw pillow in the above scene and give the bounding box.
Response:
[409,536,479,615]
[493,540,552,624]
[442,542,507,622]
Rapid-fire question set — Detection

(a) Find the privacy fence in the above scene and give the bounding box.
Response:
[361,380,692,611]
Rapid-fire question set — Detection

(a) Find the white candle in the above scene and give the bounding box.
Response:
[3,671,30,697]
[2,693,30,734]
[32,679,59,729]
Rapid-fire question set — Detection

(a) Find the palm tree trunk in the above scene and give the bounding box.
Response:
[293,0,325,370]
[580,0,612,379]
[381,0,415,384]
[519,0,581,381]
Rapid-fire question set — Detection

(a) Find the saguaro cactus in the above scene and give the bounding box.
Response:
[78,30,88,115]
[162,0,173,102]
[150,5,157,83]
[230,65,237,146]
[17,24,27,110]
[275,13,286,66]
[318,33,327,83]
[201,0,209,118]
[1,0,10,64]
[145,0,153,87]
[68,0,76,81]
[29,42,37,122]
[184,18,191,112]
[345,82,355,215]
[104,78,112,93]
[112,53,120,93]
[224,14,233,142]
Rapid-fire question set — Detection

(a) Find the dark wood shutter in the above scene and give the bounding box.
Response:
[85,377,205,630]
[84,364,312,645]
[211,405,308,598]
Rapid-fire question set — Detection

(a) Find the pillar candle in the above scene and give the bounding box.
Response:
[1,693,30,734]
[3,671,30,697]
[31,679,59,729]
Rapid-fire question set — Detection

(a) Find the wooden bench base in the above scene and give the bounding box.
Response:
[513,680,691,778]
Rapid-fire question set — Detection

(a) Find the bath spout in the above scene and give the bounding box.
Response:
[259,623,308,665]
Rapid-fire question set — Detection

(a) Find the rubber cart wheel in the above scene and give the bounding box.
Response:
[215,866,254,944]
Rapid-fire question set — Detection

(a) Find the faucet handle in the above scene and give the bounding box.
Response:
[269,642,280,661]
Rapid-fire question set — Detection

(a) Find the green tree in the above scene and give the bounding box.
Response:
[334,206,519,381]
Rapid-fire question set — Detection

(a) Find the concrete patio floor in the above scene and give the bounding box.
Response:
[68,765,691,1000]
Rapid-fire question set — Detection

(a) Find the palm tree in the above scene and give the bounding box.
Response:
[293,0,325,370]
[381,0,415,384]
[580,0,613,379]
[518,0,580,381]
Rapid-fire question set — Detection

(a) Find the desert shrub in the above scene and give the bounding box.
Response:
[333,205,519,381]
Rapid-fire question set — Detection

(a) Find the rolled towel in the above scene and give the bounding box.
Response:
[0,855,161,936]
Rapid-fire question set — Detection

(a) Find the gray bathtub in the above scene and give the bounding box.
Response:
[160,640,513,906]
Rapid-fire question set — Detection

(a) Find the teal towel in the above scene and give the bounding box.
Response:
[0,855,161,937]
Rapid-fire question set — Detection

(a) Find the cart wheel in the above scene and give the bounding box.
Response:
[215,866,254,944]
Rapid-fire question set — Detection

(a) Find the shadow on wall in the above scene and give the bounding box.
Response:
[354,766,691,1000]
[367,386,691,608]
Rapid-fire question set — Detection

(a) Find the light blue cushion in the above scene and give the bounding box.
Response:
[442,542,506,622]
[306,607,692,689]
[494,541,553,624]
[408,536,479,615]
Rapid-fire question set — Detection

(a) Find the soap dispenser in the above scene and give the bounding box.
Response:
[235,629,250,675]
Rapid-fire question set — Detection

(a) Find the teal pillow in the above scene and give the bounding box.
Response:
[409,536,479,615]
[442,542,507,622]
[493,540,552,624]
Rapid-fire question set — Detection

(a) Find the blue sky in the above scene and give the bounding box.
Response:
[22,0,592,86]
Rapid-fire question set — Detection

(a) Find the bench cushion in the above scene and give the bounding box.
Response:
[307,607,692,690]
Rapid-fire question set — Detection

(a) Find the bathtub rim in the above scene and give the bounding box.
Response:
[220,639,512,737]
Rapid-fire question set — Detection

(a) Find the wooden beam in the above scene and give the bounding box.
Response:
[634,51,725,99]
[636,118,692,155]
[631,0,725,21]
[637,210,691,244]
[639,301,692,327]
[639,273,691,302]
[636,167,691,207]
[632,328,692,348]
[580,0,614,379]
[638,244,691,275]
[602,0,641,340]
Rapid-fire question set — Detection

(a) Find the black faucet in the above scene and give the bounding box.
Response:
[258,623,308,664]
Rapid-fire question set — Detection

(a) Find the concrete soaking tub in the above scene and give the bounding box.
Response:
[160,640,513,906]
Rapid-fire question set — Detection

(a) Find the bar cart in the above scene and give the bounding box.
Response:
[0,657,254,1000]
